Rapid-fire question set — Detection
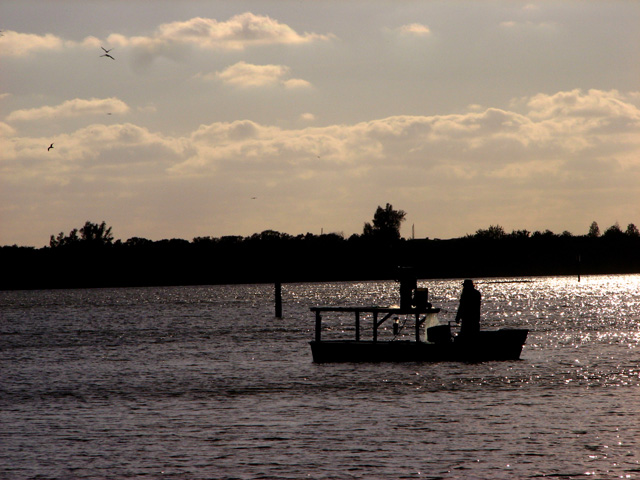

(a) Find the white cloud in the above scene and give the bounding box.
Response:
[527,89,640,121]
[0,13,332,61]
[0,31,101,57]
[6,98,130,122]
[2,89,639,244]
[395,23,431,37]
[107,12,332,64]
[209,61,311,89]
[0,122,16,137]
[283,78,312,89]
[0,31,64,56]
[499,20,556,31]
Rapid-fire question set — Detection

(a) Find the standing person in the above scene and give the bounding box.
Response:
[455,279,481,338]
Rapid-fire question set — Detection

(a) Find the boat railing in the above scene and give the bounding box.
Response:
[310,306,441,343]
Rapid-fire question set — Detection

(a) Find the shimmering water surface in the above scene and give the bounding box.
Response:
[2,275,640,479]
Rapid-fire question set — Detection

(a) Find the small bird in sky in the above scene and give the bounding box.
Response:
[100,46,115,60]
[47,143,54,151]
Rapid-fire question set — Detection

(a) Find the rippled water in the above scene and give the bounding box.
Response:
[1,275,640,479]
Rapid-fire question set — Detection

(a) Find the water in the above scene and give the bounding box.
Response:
[1,275,640,479]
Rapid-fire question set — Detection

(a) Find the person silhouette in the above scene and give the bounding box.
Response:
[455,279,481,338]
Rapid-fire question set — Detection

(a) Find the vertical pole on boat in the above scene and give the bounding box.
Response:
[315,310,322,342]
[275,282,282,318]
[373,311,378,343]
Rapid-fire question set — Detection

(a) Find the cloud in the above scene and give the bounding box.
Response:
[0,13,332,61]
[395,23,431,37]
[107,12,332,64]
[204,61,312,89]
[2,89,639,244]
[0,30,64,56]
[527,89,640,121]
[0,30,101,57]
[0,122,16,137]
[499,20,556,31]
[4,89,637,180]
[6,98,130,122]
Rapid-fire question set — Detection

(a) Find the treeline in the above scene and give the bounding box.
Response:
[2,218,640,290]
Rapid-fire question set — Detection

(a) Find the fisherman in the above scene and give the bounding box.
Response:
[455,279,481,338]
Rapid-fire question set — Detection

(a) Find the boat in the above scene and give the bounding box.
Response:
[308,284,528,363]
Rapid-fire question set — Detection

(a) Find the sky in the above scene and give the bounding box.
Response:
[1,0,639,247]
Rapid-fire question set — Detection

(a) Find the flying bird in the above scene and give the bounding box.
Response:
[100,47,115,60]
[48,143,54,151]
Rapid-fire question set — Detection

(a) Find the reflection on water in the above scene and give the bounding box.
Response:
[1,275,640,479]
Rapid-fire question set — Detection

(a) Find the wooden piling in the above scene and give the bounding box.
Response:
[275,282,282,318]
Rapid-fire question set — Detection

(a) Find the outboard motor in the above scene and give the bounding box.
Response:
[427,324,452,344]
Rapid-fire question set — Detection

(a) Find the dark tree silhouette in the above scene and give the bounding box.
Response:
[474,225,506,240]
[363,203,406,241]
[50,221,113,247]
[588,221,600,238]
[626,223,640,237]
[80,221,113,245]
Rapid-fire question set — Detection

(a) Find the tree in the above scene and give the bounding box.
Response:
[362,203,406,241]
[588,221,600,238]
[50,229,79,248]
[79,221,114,245]
[474,225,506,240]
[603,222,625,239]
[626,223,640,237]
[49,221,113,248]
[510,229,531,239]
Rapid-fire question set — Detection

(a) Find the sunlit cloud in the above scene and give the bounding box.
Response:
[0,30,64,56]
[0,13,332,61]
[527,89,640,121]
[0,122,16,136]
[395,23,431,37]
[106,12,332,64]
[499,20,556,31]
[5,98,130,122]
[205,61,312,89]
[0,30,102,57]
[2,89,639,244]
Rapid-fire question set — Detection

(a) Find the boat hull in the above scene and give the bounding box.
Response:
[309,329,528,363]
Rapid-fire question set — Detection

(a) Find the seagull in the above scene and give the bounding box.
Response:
[48,143,54,151]
[100,47,115,60]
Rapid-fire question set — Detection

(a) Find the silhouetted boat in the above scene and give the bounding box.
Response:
[309,306,528,363]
